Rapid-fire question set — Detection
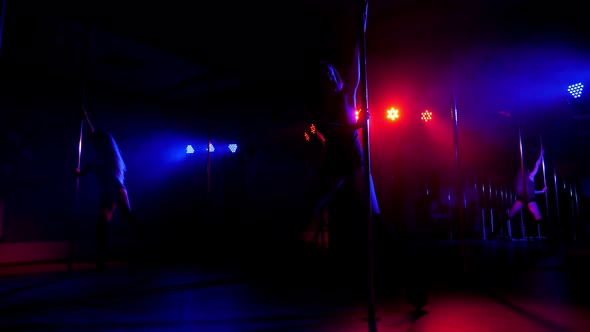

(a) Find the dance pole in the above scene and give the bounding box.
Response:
[206,72,212,223]
[573,181,581,241]
[356,0,376,326]
[451,84,466,272]
[71,113,84,273]
[71,25,92,272]
[206,125,211,218]
[518,127,527,239]
[539,133,549,238]
[552,161,561,237]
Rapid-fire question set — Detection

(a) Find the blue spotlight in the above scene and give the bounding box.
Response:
[207,143,215,152]
[228,144,238,153]
[186,144,195,154]
[568,82,584,98]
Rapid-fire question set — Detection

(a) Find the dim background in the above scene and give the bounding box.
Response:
[1,0,590,264]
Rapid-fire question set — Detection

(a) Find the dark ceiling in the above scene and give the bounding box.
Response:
[3,0,589,95]
[2,0,590,162]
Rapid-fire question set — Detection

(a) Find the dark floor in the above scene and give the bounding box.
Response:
[1,235,590,332]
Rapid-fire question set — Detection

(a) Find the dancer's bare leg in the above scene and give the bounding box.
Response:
[508,201,524,219]
[527,202,543,220]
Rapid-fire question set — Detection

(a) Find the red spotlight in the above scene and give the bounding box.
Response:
[304,132,310,142]
[386,107,400,121]
[421,110,432,123]
[310,123,316,134]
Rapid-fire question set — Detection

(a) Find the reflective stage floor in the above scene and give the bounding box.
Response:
[1,237,590,332]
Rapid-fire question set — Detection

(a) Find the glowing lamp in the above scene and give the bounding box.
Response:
[568,82,583,99]
[386,107,400,121]
[421,110,432,122]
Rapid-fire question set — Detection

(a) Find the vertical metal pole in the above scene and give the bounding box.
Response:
[480,179,486,240]
[506,189,513,239]
[517,127,527,239]
[553,162,561,239]
[205,71,213,225]
[356,0,376,326]
[71,24,91,273]
[206,123,212,223]
[488,177,494,234]
[507,199,513,239]
[207,134,211,196]
[72,119,84,273]
[573,182,580,240]
[520,210,526,239]
[569,179,576,241]
[538,134,548,238]
[506,189,516,240]
[501,184,508,237]
[451,84,466,271]
[481,209,487,240]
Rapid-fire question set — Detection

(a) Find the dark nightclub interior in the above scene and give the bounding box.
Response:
[1,0,590,331]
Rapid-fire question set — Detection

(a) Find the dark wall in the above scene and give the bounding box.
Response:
[0,79,324,260]
[1,73,589,262]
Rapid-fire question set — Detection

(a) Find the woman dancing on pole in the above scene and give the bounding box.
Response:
[75,111,142,271]
[304,39,381,263]
[507,148,547,235]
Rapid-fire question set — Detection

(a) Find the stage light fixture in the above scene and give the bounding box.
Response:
[186,144,195,154]
[207,143,215,152]
[310,124,316,134]
[566,82,590,119]
[228,144,238,153]
[304,132,310,142]
[568,82,583,99]
[386,107,400,121]
[421,110,433,122]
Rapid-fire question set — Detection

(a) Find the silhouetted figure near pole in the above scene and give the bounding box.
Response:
[75,110,142,271]
[303,2,381,327]
[304,30,380,276]
[507,148,547,239]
